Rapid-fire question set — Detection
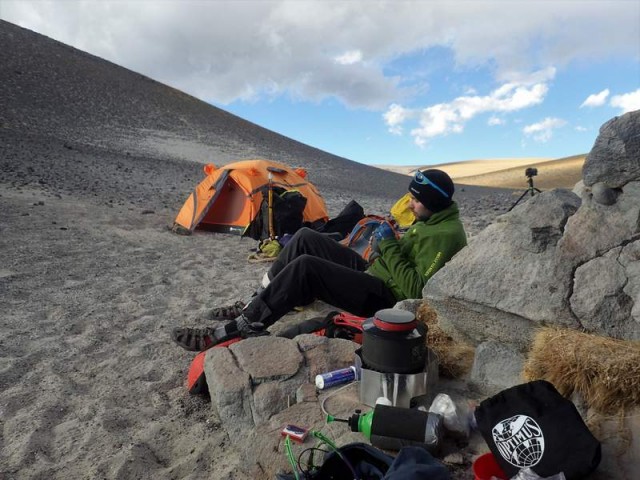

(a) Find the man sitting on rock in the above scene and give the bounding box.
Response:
[172,169,468,351]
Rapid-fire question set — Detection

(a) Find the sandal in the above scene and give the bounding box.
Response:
[207,300,246,320]
[171,327,221,352]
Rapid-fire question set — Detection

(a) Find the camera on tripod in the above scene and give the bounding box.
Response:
[525,167,538,178]
[508,166,542,211]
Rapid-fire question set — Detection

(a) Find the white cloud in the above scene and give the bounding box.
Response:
[488,116,504,126]
[610,88,640,113]
[335,50,363,65]
[580,89,610,108]
[575,126,588,132]
[0,0,637,108]
[385,68,552,145]
[383,104,414,134]
[523,117,567,142]
[497,67,557,85]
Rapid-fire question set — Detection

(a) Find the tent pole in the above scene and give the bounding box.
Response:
[268,172,275,239]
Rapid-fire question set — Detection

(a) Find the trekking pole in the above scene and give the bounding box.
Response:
[268,171,275,239]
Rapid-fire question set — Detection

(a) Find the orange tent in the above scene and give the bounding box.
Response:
[173,159,328,235]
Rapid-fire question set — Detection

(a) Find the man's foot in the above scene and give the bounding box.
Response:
[207,300,246,320]
[172,315,269,352]
[171,325,234,352]
[236,314,269,339]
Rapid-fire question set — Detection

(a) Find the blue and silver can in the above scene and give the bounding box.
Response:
[315,366,357,390]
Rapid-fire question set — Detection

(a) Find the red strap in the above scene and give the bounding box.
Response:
[333,312,366,331]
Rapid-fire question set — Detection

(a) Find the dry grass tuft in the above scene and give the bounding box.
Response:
[523,327,640,414]
[416,301,475,379]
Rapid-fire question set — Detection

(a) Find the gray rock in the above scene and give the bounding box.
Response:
[298,336,359,380]
[204,347,254,437]
[296,383,317,403]
[583,110,640,188]
[570,248,638,339]
[591,182,620,205]
[620,240,640,327]
[470,341,525,389]
[426,128,640,343]
[243,402,328,478]
[295,332,329,352]
[558,181,640,266]
[252,382,292,426]
[230,336,303,383]
[425,189,581,347]
[393,299,422,315]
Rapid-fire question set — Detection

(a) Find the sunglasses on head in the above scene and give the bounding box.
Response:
[414,171,449,198]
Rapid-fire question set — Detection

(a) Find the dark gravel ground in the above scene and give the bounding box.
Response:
[0,19,514,231]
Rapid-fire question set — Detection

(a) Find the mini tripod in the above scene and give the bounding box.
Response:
[508,168,542,211]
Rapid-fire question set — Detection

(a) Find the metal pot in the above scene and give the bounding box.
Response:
[361,309,427,374]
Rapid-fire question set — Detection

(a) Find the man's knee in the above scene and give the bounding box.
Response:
[288,254,322,275]
[292,227,319,243]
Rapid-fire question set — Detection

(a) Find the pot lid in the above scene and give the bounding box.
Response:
[373,309,417,332]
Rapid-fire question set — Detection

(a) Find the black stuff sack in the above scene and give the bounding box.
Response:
[275,443,450,480]
[244,187,307,241]
[475,380,601,479]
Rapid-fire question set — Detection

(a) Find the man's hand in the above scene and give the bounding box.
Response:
[373,222,395,243]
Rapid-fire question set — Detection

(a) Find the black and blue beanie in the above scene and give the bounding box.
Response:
[408,169,454,213]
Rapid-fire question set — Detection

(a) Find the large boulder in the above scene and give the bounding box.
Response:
[425,111,640,349]
[425,189,581,349]
[583,110,640,188]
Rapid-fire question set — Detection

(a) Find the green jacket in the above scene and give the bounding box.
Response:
[366,202,467,300]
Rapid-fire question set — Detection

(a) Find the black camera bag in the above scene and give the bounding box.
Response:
[475,380,601,479]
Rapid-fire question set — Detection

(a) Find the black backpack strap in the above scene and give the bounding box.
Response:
[276,316,331,339]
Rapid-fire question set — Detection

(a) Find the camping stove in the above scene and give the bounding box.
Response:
[355,309,438,408]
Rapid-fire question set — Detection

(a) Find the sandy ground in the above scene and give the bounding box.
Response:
[0,135,512,479]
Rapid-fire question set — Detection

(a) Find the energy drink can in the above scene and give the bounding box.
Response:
[315,366,357,390]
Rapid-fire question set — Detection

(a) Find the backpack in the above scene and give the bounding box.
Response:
[475,380,601,479]
[244,187,307,241]
[340,215,399,263]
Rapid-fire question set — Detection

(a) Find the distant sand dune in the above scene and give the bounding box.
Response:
[377,155,587,190]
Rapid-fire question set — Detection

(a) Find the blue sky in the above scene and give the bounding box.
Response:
[2,1,639,166]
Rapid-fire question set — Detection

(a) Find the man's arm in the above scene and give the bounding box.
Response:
[376,236,442,299]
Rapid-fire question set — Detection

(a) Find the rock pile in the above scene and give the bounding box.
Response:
[424,110,640,384]
[203,334,364,476]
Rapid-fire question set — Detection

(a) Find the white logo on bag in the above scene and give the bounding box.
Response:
[492,415,545,467]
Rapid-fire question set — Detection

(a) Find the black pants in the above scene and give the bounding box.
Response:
[243,228,397,327]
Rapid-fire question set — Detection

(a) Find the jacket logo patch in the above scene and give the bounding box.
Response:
[424,251,443,277]
[492,415,545,467]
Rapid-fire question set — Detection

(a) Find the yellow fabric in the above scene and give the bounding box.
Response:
[390,193,416,228]
[258,238,282,257]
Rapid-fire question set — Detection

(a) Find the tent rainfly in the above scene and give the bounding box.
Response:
[173,159,328,235]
